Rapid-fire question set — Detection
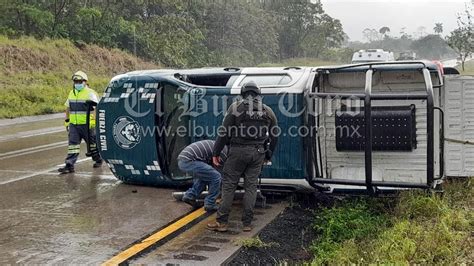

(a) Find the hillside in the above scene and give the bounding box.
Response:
[0,35,158,118]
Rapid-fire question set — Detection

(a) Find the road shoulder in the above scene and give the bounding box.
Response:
[130,200,288,265]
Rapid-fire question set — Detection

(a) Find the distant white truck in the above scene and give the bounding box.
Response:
[352,49,395,63]
[397,51,417,60]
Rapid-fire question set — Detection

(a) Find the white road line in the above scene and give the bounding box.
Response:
[0,166,62,185]
[54,157,91,167]
[0,209,74,216]
[0,141,66,157]
[14,252,41,264]
[0,126,64,142]
[0,113,63,127]
[19,127,64,139]
[34,171,117,180]
[0,141,68,160]
[0,169,33,174]
[0,158,91,185]
[60,173,117,180]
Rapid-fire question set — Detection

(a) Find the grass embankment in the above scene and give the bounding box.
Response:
[0,35,158,118]
[457,60,474,76]
[311,178,473,264]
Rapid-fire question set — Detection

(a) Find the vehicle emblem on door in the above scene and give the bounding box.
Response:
[113,116,142,149]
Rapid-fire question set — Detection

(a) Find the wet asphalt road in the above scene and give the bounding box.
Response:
[0,115,190,264]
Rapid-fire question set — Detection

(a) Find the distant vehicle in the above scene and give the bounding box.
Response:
[397,51,417,60]
[351,49,394,63]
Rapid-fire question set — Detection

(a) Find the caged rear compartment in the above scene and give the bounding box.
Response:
[306,61,444,193]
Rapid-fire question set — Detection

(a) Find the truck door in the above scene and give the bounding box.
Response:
[157,82,192,180]
[97,76,192,186]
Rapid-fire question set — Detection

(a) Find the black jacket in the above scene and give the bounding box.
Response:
[213,98,278,160]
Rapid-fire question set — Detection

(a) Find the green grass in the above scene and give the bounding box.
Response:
[0,72,111,117]
[0,35,158,118]
[236,236,279,249]
[0,35,341,118]
[457,60,474,76]
[310,178,473,265]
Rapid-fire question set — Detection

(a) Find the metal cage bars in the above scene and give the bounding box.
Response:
[307,63,439,192]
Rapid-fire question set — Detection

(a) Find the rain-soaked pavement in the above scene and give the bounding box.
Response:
[0,114,190,264]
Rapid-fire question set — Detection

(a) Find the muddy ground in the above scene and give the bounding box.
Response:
[229,193,337,265]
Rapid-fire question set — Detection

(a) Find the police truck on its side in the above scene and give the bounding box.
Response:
[95,60,474,194]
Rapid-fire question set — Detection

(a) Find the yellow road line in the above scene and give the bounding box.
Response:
[102,207,207,266]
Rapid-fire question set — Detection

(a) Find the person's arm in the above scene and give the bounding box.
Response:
[87,88,99,123]
[213,104,237,162]
[88,88,100,103]
[213,112,235,156]
[266,106,278,160]
[64,99,70,130]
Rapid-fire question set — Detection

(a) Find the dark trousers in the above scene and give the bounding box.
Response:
[217,145,265,226]
[65,124,101,166]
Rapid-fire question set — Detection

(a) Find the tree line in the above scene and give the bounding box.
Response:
[349,30,458,61]
[353,1,473,69]
[0,0,345,67]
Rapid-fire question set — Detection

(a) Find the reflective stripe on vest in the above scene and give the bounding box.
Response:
[68,88,96,125]
[69,101,89,112]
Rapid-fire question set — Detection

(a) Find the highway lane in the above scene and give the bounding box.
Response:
[0,115,190,264]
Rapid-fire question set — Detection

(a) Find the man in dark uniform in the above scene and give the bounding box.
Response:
[207,81,278,232]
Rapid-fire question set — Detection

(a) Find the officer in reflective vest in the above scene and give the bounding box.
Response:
[207,81,279,232]
[58,71,102,174]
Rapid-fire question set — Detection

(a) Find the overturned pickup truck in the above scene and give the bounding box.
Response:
[94,61,473,193]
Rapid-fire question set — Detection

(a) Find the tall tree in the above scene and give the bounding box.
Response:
[399,27,412,40]
[300,13,344,58]
[363,28,381,42]
[415,26,427,39]
[433,23,443,35]
[263,0,344,59]
[446,3,473,71]
[379,26,390,38]
[411,34,452,59]
[200,1,278,66]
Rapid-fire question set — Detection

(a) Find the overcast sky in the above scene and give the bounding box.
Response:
[320,0,471,42]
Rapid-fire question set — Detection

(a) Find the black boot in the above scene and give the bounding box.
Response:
[93,160,103,168]
[58,164,75,174]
